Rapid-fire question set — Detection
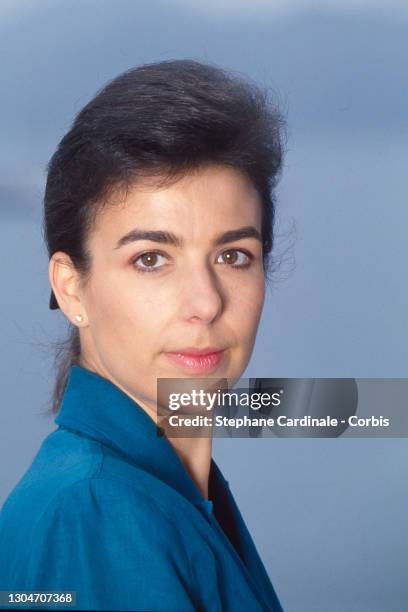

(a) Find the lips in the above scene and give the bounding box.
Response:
[169,346,223,356]
[163,347,225,373]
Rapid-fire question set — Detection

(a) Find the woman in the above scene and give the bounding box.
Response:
[0,59,285,611]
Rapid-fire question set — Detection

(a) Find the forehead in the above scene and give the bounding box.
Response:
[89,165,262,248]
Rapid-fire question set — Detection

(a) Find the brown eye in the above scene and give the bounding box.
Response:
[217,249,252,268]
[132,251,168,273]
[223,250,238,264]
[140,253,158,267]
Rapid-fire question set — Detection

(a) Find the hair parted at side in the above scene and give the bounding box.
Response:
[42,58,286,414]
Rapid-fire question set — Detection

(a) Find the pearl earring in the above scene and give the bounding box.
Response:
[75,314,83,323]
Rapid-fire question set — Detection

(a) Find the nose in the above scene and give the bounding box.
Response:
[179,263,224,324]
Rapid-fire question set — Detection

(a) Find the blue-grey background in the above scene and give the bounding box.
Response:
[1,1,407,610]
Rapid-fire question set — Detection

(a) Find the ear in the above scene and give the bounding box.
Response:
[48,252,88,326]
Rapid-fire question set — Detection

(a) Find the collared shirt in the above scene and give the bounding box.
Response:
[0,365,284,611]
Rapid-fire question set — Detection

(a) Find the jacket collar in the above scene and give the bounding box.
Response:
[55,364,225,516]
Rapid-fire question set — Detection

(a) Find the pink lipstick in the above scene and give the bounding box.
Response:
[163,347,225,373]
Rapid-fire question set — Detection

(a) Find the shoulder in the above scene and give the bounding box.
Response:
[40,478,199,601]
[0,428,103,540]
[37,475,184,541]
[1,435,190,563]
[0,449,215,609]
[1,477,203,610]
[27,477,195,580]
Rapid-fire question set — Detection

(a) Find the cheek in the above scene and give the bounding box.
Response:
[231,275,265,326]
[88,272,173,348]
[225,277,265,361]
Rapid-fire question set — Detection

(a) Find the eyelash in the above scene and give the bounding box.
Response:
[130,249,254,274]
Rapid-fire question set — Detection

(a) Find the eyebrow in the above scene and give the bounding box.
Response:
[114,226,263,250]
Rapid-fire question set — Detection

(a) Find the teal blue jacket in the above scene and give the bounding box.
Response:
[0,365,284,611]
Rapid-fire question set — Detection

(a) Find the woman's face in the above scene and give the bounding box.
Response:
[78,164,265,414]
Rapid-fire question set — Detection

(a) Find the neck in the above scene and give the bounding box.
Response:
[166,435,213,500]
[137,400,214,500]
